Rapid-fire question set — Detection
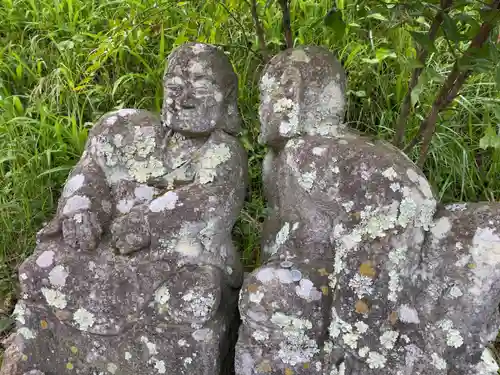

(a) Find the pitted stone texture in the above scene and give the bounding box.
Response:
[236,45,500,375]
[2,42,247,375]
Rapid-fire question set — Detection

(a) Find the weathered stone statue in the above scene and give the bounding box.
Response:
[1,42,248,375]
[235,46,500,375]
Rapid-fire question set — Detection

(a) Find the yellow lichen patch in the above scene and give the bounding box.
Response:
[467,263,477,269]
[66,362,74,370]
[389,311,398,325]
[40,320,48,329]
[318,268,329,277]
[247,284,259,293]
[359,262,376,278]
[285,368,294,375]
[257,361,272,373]
[355,299,370,314]
[21,354,28,361]
[321,285,329,295]
[70,346,78,354]
[303,363,310,369]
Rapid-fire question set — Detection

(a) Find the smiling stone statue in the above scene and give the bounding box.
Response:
[1,42,247,375]
[235,46,500,375]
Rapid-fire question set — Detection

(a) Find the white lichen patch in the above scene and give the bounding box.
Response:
[153,359,166,374]
[36,250,55,268]
[249,290,264,304]
[445,203,467,212]
[359,346,369,358]
[312,147,326,156]
[62,174,85,198]
[355,321,369,334]
[198,144,231,184]
[252,330,269,341]
[379,330,399,350]
[266,222,295,256]
[270,313,318,365]
[349,274,373,299]
[298,170,317,192]
[149,191,178,212]
[154,285,170,305]
[448,285,463,299]
[140,336,158,355]
[181,290,215,319]
[430,217,452,240]
[73,307,95,331]
[343,332,359,349]
[13,302,26,324]
[41,287,67,309]
[475,348,500,374]
[134,185,155,201]
[48,265,68,288]
[125,352,132,361]
[329,308,352,340]
[382,167,398,180]
[296,279,322,301]
[431,353,447,370]
[437,319,463,348]
[18,327,35,340]
[117,199,135,214]
[342,201,354,212]
[63,195,91,215]
[469,227,500,296]
[398,304,420,324]
[388,270,402,302]
[107,363,118,374]
[192,328,213,342]
[291,49,310,62]
[367,351,387,369]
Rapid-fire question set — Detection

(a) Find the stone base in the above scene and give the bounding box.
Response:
[1,294,240,375]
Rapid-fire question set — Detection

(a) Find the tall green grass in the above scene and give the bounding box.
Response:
[0,0,499,319]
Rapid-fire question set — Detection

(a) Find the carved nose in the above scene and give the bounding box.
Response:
[179,89,196,109]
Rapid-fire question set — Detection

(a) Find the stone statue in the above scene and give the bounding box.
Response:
[235,46,500,375]
[1,42,248,375]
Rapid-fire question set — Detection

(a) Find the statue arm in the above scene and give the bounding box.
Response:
[38,148,112,251]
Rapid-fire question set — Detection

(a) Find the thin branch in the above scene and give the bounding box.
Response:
[246,0,269,61]
[217,1,250,47]
[409,0,500,166]
[278,0,293,48]
[393,0,453,148]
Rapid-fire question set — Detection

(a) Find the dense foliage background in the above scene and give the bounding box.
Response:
[0,0,499,342]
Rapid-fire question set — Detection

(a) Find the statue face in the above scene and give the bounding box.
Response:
[163,56,225,135]
[258,47,347,145]
[258,66,303,145]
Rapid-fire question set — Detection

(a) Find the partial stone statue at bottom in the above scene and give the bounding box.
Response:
[235,45,500,375]
[1,42,247,375]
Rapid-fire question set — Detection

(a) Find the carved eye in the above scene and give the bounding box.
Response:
[166,84,182,94]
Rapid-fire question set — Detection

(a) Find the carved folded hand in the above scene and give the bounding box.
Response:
[37,210,103,252]
[111,207,151,255]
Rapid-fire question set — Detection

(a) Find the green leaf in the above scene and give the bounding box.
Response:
[411,73,428,107]
[375,48,397,61]
[324,7,346,39]
[496,65,500,91]
[410,31,437,53]
[442,13,461,42]
[479,127,500,150]
[493,105,500,122]
[366,13,388,21]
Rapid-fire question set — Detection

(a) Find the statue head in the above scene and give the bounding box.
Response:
[258,46,347,146]
[162,42,241,136]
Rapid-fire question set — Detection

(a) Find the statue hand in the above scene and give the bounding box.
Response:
[61,210,102,251]
[111,209,150,255]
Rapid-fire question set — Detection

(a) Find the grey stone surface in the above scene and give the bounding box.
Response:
[1,42,248,375]
[235,45,500,375]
